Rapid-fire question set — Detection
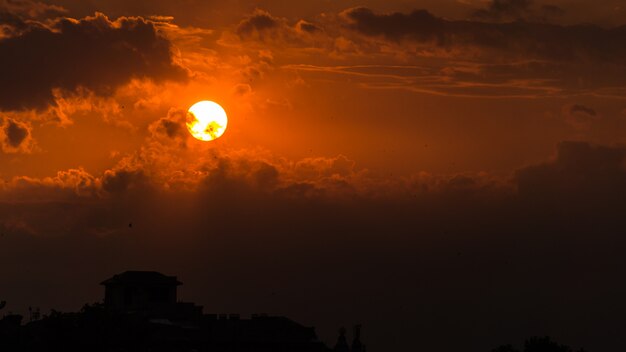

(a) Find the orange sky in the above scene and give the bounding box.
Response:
[1,0,625,183]
[1,1,626,351]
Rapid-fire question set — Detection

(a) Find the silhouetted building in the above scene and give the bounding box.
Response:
[101,271,181,313]
[0,271,335,351]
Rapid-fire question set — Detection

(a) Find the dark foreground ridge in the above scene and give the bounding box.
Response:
[0,271,366,352]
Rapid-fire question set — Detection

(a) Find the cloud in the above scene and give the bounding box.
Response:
[516,141,626,209]
[342,8,444,44]
[284,62,565,98]
[561,104,598,130]
[0,11,188,111]
[234,9,325,47]
[569,105,597,116]
[473,0,533,20]
[7,168,98,199]
[294,155,355,180]
[236,8,279,38]
[0,151,353,236]
[0,0,66,38]
[1,132,625,241]
[341,7,626,63]
[472,0,564,22]
[149,108,188,141]
[232,83,253,96]
[540,4,566,19]
[4,119,28,147]
[0,117,33,153]
[0,0,66,18]
[329,7,626,97]
[101,168,151,195]
[238,50,275,83]
[199,156,280,196]
[295,19,321,34]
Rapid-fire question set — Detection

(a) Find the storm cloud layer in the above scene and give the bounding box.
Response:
[342,6,626,63]
[0,8,186,110]
[329,6,626,96]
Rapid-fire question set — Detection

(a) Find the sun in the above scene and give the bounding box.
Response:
[186,101,228,141]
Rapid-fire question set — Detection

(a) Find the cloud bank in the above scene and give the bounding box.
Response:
[0,8,187,111]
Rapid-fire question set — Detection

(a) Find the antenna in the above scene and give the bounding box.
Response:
[354,324,361,339]
[351,324,364,352]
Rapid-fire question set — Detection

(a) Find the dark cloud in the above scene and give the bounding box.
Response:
[472,0,564,22]
[0,11,187,111]
[296,19,321,33]
[342,7,626,63]
[151,109,185,139]
[235,9,324,47]
[516,141,626,208]
[159,118,182,139]
[342,8,444,44]
[5,168,98,200]
[335,6,626,96]
[236,9,279,38]
[9,141,625,238]
[540,4,565,18]
[4,118,28,147]
[561,104,598,130]
[237,50,275,87]
[0,0,66,32]
[200,157,280,196]
[569,104,596,117]
[101,169,150,194]
[473,0,533,21]
[0,117,32,153]
[232,83,253,96]
[1,0,66,17]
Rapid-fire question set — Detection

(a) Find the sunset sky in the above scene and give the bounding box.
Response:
[1,1,626,351]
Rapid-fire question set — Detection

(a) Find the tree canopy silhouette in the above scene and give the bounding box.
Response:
[492,336,588,352]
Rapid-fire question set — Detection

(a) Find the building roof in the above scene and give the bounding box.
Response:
[100,271,182,286]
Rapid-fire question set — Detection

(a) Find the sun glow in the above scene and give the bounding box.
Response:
[186,101,228,141]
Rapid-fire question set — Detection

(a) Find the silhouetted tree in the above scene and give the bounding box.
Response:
[493,336,588,352]
[492,344,520,352]
[525,336,572,352]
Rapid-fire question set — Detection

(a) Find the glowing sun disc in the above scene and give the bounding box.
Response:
[186,101,228,141]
